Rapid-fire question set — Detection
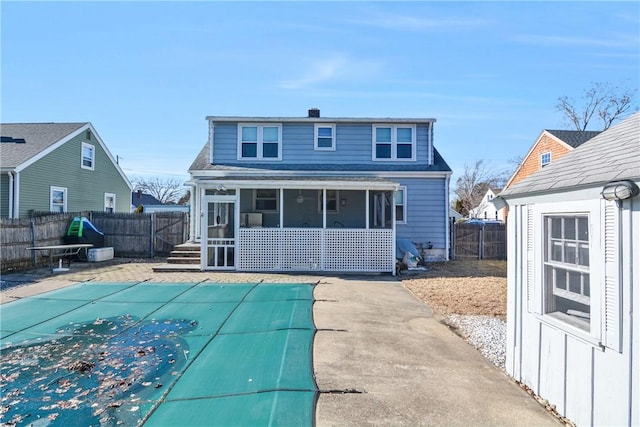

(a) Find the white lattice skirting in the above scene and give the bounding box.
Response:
[237,228,394,272]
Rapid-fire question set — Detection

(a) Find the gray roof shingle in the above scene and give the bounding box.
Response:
[0,123,87,169]
[545,130,601,148]
[500,113,640,198]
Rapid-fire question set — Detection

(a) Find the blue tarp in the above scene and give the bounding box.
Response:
[396,238,421,260]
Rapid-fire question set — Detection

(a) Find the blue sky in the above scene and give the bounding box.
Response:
[2,1,639,188]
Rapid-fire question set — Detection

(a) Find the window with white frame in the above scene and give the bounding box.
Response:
[373,125,416,161]
[50,186,67,213]
[81,142,95,170]
[238,124,282,160]
[395,187,406,223]
[314,124,336,151]
[104,193,116,213]
[541,152,551,167]
[254,189,278,212]
[318,190,338,213]
[543,214,590,331]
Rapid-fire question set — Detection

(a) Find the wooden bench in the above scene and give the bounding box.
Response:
[26,244,93,269]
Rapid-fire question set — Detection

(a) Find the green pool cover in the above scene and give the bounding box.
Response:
[0,281,318,426]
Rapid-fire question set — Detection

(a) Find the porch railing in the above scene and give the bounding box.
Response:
[237,228,394,273]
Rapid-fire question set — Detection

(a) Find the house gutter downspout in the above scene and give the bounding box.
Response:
[445,174,450,260]
[8,171,15,219]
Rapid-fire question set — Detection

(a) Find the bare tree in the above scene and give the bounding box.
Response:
[454,160,505,217]
[556,82,638,131]
[131,176,187,204]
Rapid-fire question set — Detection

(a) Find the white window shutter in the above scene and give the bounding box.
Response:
[526,205,540,313]
[602,200,621,352]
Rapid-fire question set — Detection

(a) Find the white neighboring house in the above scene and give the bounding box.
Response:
[469,187,504,222]
[493,113,640,426]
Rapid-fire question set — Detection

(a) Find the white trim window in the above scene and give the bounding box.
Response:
[104,192,116,213]
[50,186,67,213]
[543,214,591,331]
[314,124,336,151]
[541,151,551,167]
[372,125,416,161]
[254,189,278,212]
[395,187,407,223]
[318,190,339,213]
[81,142,95,170]
[238,124,282,160]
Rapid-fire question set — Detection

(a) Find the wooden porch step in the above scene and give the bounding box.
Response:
[170,250,200,257]
[166,256,200,264]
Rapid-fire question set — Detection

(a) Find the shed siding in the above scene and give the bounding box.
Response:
[507,193,637,426]
[213,122,431,164]
[17,133,130,218]
[0,174,9,217]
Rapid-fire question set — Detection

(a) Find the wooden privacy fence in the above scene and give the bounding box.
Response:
[452,222,506,260]
[1,211,189,272]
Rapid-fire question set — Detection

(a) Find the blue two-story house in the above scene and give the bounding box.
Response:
[187,109,452,274]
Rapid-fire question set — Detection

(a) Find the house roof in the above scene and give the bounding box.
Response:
[545,130,601,148]
[131,192,163,206]
[206,115,436,124]
[0,122,87,169]
[500,113,640,198]
[189,142,451,174]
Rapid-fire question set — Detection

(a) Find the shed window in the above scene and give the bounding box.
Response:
[543,215,590,331]
[50,186,67,213]
[82,142,95,170]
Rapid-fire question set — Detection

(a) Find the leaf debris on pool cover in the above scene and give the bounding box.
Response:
[0,315,195,426]
[0,281,318,426]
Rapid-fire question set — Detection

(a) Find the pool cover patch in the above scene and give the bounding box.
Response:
[0,281,318,426]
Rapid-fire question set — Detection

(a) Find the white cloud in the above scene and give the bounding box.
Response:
[279,55,381,90]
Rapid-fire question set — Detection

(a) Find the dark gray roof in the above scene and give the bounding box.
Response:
[0,123,87,168]
[500,113,640,198]
[131,192,163,206]
[545,129,601,148]
[189,142,451,174]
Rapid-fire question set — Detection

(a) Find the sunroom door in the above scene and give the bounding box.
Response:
[201,195,236,270]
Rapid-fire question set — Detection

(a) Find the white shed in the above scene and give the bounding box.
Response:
[494,113,640,426]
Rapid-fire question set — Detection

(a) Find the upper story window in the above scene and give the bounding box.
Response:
[372,125,416,161]
[238,124,282,160]
[541,152,551,167]
[543,214,590,331]
[50,186,67,213]
[314,124,336,151]
[81,142,95,170]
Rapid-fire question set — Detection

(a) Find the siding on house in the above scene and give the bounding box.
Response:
[396,177,448,247]
[17,131,131,217]
[0,174,9,217]
[509,133,571,186]
[212,123,432,165]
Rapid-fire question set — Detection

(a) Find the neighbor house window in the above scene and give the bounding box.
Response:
[543,214,590,331]
[254,189,278,212]
[314,124,336,151]
[104,193,116,213]
[372,125,416,161]
[541,152,551,167]
[395,187,406,223]
[238,124,282,160]
[81,142,95,170]
[318,190,338,213]
[50,186,67,213]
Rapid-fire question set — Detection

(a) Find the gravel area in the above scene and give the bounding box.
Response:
[402,259,508,370]
[445,314,506,370]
